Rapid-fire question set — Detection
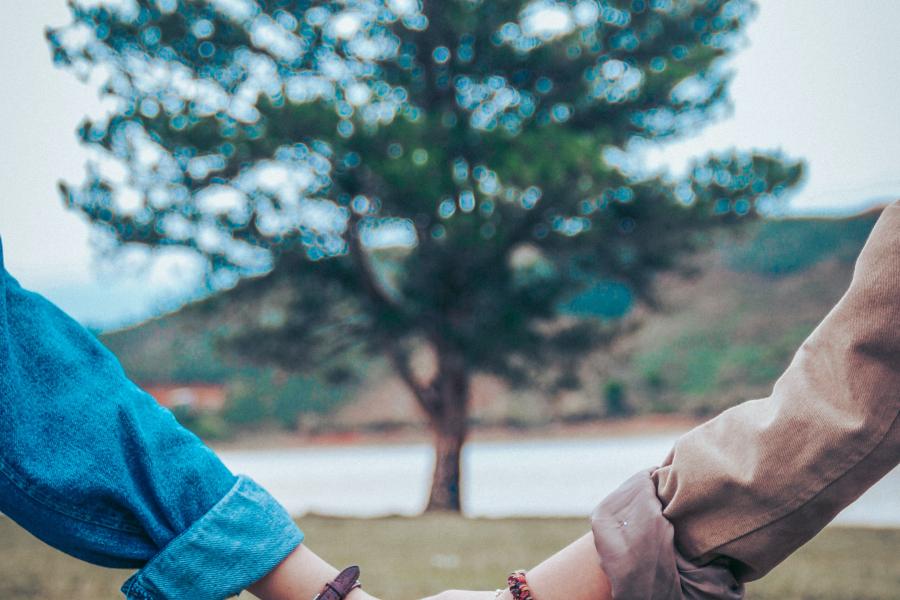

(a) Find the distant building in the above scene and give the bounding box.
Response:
[141,383,226,413]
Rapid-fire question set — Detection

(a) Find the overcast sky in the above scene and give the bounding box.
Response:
[1,0,899,328]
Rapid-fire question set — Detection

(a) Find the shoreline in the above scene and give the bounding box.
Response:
[209,414,703,451]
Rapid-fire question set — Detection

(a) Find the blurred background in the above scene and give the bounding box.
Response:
[0,1,898,598]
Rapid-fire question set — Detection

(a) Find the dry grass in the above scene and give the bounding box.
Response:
[1,516,897,599]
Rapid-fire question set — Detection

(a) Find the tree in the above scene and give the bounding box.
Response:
[50,0,803,511]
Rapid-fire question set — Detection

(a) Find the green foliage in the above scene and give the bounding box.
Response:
[100,314,235,383]
[101,210,872,426]
[726,214,877,276]
[602,378,630,416]
[100,304,352,434]
[224,370,347,430]
[222,380,270,425]
[561,280,632,319]
[170,405,232,439]
[635,320,814,414]
[99,291,359,428]
[53,0,804,404]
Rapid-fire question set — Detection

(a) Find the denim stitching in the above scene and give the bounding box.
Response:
[0,454,143,533]
[125,475,246,597]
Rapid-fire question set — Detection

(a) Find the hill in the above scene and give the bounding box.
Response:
[100,208,883,435]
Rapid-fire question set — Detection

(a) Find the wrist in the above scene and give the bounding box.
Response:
[507,570,535,600]
[313,565,362,600]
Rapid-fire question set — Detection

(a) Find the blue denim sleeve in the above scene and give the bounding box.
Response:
[0,241,303,599]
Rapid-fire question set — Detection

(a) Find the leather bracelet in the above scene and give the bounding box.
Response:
[507,570,534,600]
[313,565,361,600]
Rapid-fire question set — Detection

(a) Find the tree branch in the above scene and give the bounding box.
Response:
[388,345,440,418]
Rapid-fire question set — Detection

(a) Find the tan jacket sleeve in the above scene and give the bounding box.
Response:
[591,201,900,598]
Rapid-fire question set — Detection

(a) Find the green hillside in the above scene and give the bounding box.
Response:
[100,210,882,433]
[594,210,877,417]
[100,290,356,436]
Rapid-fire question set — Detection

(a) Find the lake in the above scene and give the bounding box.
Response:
[219,432,900,527]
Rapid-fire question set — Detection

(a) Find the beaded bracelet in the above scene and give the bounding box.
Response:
[507,570,534,600]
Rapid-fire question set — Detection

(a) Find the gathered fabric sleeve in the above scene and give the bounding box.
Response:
[590,201,900,598]
[0,239,303,600]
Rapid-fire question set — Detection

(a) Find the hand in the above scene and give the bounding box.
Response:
[348,590,382,600]
[421,591,507,600]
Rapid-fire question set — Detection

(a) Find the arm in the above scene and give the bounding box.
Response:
[0,238,375,600]
[515,533,611,600]
[657,201,900,574]
[422,533,611,600]
[426,201,900,600]
[249,543,378,600]
[591,201,900,598]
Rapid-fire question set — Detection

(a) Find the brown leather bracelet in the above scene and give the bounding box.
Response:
[313,565,361,600]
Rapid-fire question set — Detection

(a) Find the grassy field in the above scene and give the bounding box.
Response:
[1,515,897,599]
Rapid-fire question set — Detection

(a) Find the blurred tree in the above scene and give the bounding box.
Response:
[50,0,803,511]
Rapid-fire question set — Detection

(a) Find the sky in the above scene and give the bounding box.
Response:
[1,0,899,328]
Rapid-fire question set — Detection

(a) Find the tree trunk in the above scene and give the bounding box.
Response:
[389,341,471,513]
[426,415,467,511]
[424,350,470,513]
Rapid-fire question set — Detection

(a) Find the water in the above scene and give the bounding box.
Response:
[219,433,900,527]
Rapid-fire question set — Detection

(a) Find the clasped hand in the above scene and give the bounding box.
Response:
[420,591,505,600]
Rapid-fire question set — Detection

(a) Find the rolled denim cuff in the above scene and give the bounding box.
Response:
[590,469,743,600]
[121,475,303,600]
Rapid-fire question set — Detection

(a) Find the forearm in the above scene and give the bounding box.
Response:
[0,252,307,599]
[421,532,611,600]
[653,201,900,576]
[248,543,377,600]
[583,204,900,598]
[511,532,611,600]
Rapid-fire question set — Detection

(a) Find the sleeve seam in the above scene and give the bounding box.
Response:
[0,453,143,534]
[123,474,248,598]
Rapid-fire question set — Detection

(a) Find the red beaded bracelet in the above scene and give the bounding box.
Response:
[508,570,534,600]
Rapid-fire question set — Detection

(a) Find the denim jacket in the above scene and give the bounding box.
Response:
[0,239,304,599]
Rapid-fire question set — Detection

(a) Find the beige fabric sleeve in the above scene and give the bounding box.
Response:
[591,201,900,598]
